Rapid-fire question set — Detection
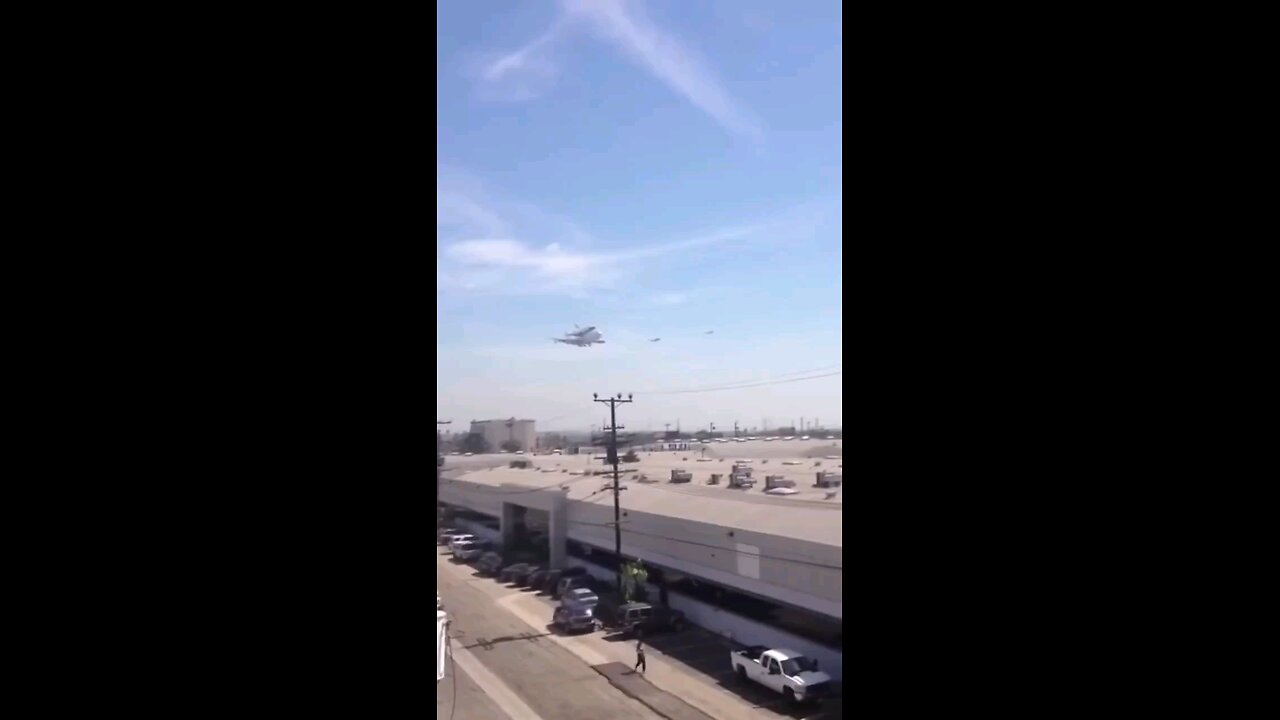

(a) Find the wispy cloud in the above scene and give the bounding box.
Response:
[440,224,758,297]
[468,21,570,102]
[467,0,761,141]
[437,168,612,296]
[446,240,605,285]
[562,0,762,142]
[436,166,831,298]
[437,190,508,237]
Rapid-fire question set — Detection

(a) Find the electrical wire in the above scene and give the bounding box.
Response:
[636,364,841,393]
[566,518,843,571]
[637,367,842,395]
[652,370,842,394]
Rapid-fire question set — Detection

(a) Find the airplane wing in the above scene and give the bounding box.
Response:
[650,338,661,342]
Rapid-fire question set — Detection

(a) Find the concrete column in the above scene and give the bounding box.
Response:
[549,491,568,569]
[501,502,518,549]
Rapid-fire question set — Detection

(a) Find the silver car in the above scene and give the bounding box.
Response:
[561,588,599,608]
[453,540,489,561]
[446,534,476,553]
[553,603,600,634]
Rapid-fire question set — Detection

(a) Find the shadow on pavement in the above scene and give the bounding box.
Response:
[461,631,553,651]
[544,622,600,637]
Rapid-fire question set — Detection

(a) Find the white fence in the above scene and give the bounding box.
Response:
[437,611,448,682]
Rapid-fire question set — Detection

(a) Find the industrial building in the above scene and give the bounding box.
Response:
[437,440,844,680]
[469,418,536,452]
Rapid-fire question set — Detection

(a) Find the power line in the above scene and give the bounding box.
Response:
[637,363,839,392]
[642,364,842,393]
[640,368,839,392]
[568,517,844,568]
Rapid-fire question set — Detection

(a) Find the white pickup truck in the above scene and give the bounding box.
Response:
[730,646,832,705]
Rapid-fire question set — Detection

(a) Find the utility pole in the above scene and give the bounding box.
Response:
[594,392,632,595]
[734,420,739,438]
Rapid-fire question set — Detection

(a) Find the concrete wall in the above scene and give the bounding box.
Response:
[566,501,842,620]
[666,594,843,681]
[452,517,501,544]
[565,556,842,681]
[442,477,841,620]
[439,481,505,517]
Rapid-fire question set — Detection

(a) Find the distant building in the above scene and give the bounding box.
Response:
[470,418,536,451]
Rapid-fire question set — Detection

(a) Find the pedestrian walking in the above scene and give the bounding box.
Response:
[634,638,646,674]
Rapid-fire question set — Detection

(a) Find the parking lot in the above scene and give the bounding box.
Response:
[439,538,841,720]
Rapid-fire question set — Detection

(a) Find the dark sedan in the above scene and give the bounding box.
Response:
[527,567,552,590]
[509,564,542,586]
[498,563,531,583]
[476,552,504,575]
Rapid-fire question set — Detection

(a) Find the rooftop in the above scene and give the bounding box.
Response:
[444,440,844,547]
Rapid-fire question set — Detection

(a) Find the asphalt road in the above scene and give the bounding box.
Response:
[436,661,510,720]
[437,551,664,720]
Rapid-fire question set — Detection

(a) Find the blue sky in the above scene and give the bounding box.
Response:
[437,0,842,433]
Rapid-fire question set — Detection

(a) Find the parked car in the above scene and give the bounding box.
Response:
[527,567,552,589]
[476,552,504,575]
[509,564,542,586]
[453,540,491,561]
[730,646,831,706]
[446,534,475,552]
[611,602,686,636]
[540,570,562,593]
[555,574,597,599]
[437,528,463,544]
[498,563,531,583]
[561,587,599,608]
[553,602,600,634]
[540,566,587,594]
[450,540,475,559]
